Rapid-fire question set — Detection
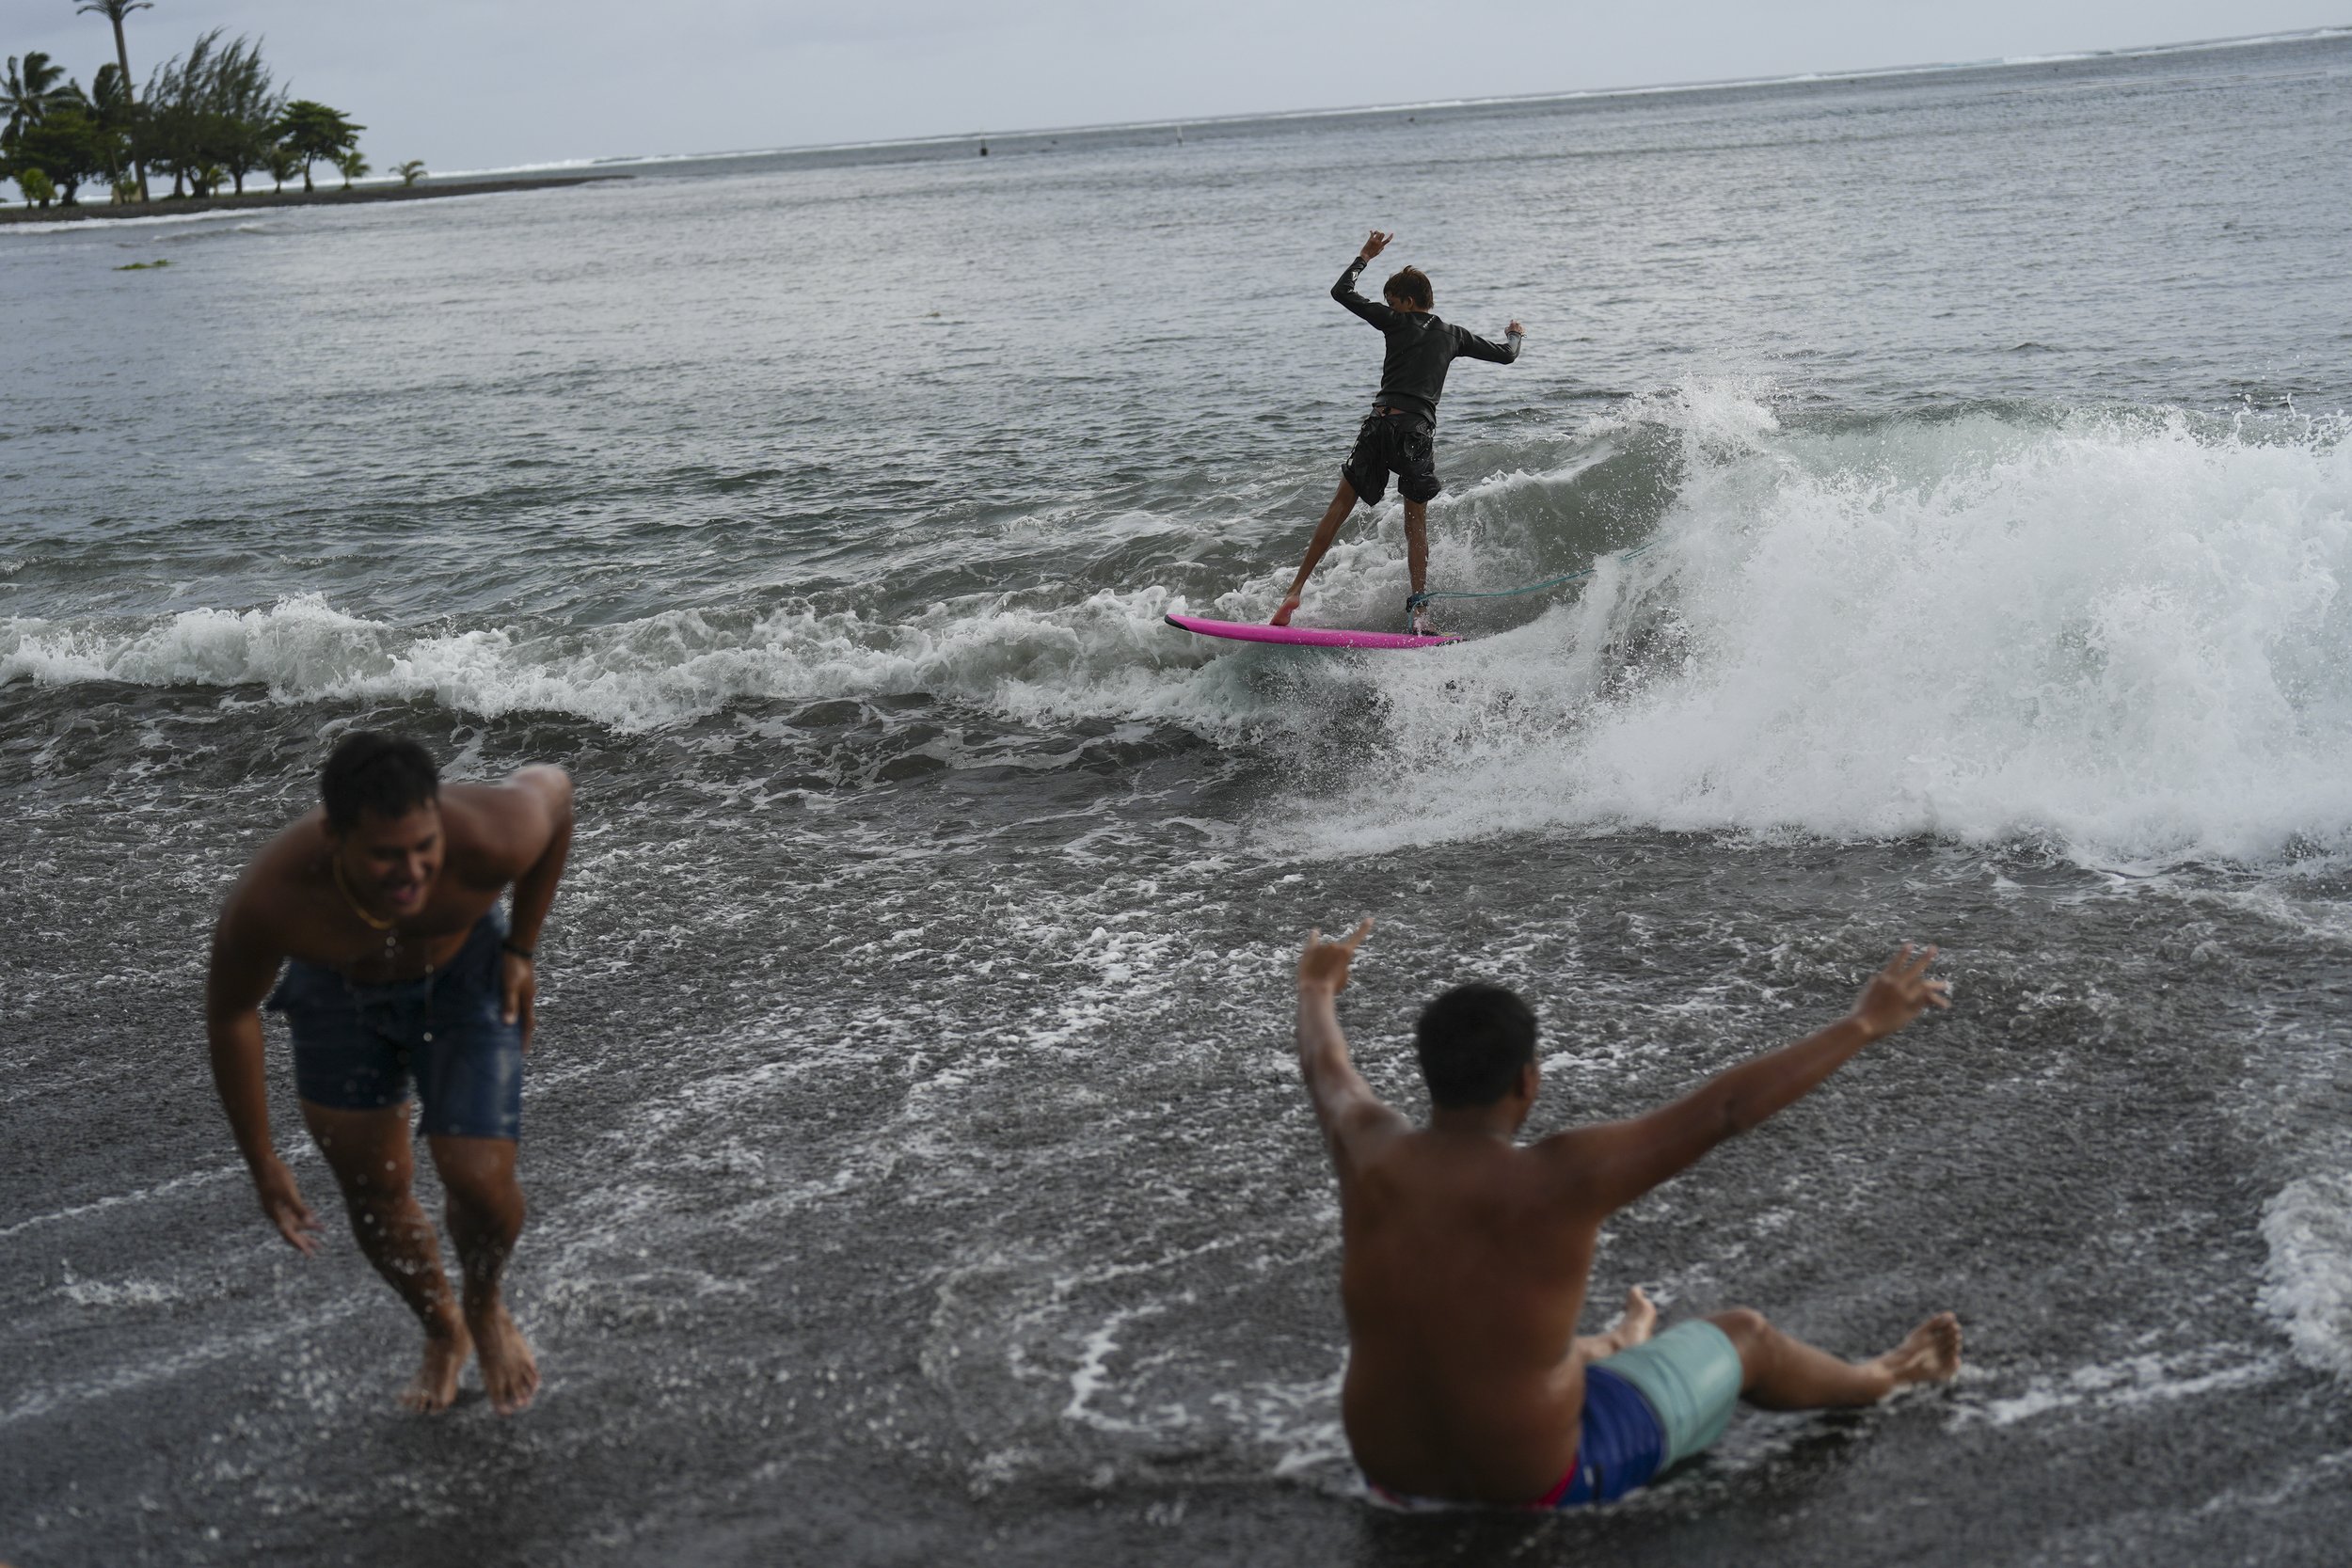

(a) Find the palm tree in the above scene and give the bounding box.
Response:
[89,63,134,190]
[3,52,73,142]
[393,158,424,186]
[75,0,151,200]
[333,148,368,190]
[4,53,72,202]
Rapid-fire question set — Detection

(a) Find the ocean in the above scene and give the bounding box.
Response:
[5,29,2352,1566]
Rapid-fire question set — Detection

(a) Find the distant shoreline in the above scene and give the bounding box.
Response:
[0,174,627,227]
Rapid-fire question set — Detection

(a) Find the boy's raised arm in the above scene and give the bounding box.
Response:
[1332,230,1397,325]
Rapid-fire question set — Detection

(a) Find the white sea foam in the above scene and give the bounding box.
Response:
[0,587,1258,736]
[0,205,262,238]
[2259,1173,2352,1378]
[1299,387,2352,867]
[8,388,2350,869]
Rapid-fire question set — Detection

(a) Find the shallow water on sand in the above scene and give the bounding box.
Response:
[6,31,2352,1567]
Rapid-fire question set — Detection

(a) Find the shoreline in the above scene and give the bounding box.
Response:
[0,174,627,227]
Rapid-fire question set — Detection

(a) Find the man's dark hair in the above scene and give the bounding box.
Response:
[320,732,440,832]
[1414,983,1537,1108]
[1384,265,1433,309]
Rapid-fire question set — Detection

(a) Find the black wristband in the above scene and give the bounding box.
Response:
[501,938,536,961]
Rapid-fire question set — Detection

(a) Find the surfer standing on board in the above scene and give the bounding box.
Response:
[1292,920,1963,1507]
[1272,230,1522,636]
[203,733,573,1415]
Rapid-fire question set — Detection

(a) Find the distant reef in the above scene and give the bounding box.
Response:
[0,173,626,226]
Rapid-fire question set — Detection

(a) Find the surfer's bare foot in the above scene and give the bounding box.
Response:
[399,1322,473,1414]
[469,1299,540,1415]
[1271,594,1299,626]
[1867,1312,1963,1391]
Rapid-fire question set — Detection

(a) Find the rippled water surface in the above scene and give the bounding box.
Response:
[7,32,2352,1568]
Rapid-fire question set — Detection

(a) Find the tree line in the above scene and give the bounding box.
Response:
[2,1,407,210]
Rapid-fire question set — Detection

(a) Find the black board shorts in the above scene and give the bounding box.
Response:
[1342,410,1440,505]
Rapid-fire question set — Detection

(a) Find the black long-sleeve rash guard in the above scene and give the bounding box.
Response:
[1331,253,1521,425]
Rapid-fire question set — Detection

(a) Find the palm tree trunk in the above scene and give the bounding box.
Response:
[108,15,148,203]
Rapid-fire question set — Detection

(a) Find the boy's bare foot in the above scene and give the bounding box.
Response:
[399,1323,473,1414]
[469,1300,540,1415]
[1271,594,1300,626]
[1869,1311,1963,1390]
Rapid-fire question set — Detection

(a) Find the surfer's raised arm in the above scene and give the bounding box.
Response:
[1331,230,1398,325]
[1295,919,1407,1168]
[1454,319,1525,364]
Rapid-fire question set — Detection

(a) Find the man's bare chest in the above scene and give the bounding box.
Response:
[279,884,503,981]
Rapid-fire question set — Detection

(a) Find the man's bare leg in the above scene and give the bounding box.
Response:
[430,1133,538,1415]
[1708,1307,1962,1408]
[1271,480,1359,626]
[1576,1286,1659,1362]
[301,1101,471,1412]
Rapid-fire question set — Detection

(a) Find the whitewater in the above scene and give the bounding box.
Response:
[6,29,2351,1568]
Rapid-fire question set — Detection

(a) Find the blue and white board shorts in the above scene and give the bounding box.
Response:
[1369,1320,1744,1510]
[1575,1321,1745,1492]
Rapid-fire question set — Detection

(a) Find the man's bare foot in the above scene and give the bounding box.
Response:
[399,1323,473,1414]
[1575,1286,1659,1361]
[469,1300,540,1415]
[1868,1311,1963,1391]
[1270,594,1300,627]
[1613,1286,1658,1349]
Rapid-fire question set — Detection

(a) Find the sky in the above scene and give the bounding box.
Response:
[4,1,2347,175]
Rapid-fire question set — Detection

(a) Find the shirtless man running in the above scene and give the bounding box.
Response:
[1294,919,1963,1506]
[205,732,574,1415]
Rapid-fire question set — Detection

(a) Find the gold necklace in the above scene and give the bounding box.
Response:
[331,855,432,1017]
[331,856,398,932]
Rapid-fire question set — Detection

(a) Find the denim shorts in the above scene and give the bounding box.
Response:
[266,911,525,1141]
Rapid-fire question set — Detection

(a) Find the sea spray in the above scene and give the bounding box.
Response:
[1300,391,2352,867]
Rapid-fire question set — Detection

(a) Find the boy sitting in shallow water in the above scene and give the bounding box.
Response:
[1293,919,1962,1506]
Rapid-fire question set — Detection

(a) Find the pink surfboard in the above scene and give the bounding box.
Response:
[1163,612,1463,649]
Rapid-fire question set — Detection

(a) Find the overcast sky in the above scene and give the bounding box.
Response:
[7,1,2346,174]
